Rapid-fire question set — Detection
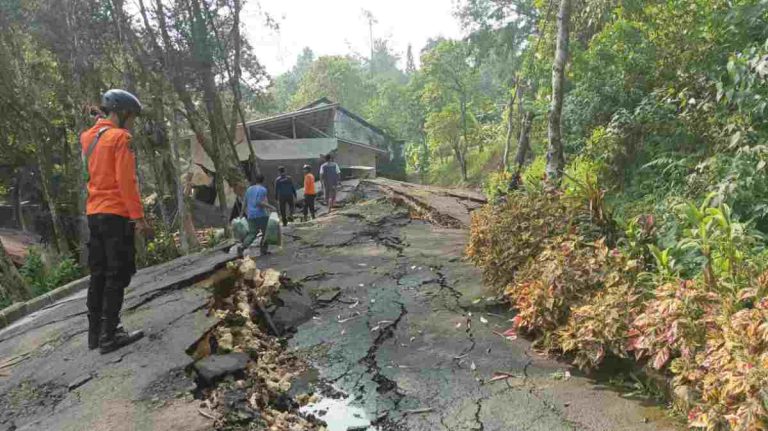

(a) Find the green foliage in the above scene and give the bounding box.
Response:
[19,248,83,297]
[565,19,656,148]
[136,228,181,269]
[521,156,546,191]
[483,170,513,201]
[291,56,372,113]
[470,183,768,427]
[467,190,572,290]
[562,156,604,197]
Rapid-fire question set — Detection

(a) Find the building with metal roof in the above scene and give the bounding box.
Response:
[187,98,405,211]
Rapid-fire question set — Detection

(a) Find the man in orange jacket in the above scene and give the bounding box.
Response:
[81,89,152,354]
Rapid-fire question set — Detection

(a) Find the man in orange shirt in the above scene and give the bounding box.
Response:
[81,89,152,354]
[302,164,316,221]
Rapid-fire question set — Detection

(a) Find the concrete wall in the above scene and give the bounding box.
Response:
[335,141,377,170]
[333,110,405,179]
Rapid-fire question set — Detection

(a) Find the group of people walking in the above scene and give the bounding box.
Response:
[238,154,342,256]
[78,88,344,355]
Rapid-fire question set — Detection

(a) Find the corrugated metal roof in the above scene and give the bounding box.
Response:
[240,138,338,161]
[246,104,337,139]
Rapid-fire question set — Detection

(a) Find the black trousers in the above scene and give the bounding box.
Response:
[87,214,136,327]
[278,196,295,226]
[303,195,316,219]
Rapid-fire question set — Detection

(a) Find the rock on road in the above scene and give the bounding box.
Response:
[0,181,681,431]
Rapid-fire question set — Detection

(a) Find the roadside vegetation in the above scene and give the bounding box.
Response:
[3,0,768,428]
[463,1,768,429]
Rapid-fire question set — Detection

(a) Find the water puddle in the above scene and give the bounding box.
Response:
[301,394,378,431]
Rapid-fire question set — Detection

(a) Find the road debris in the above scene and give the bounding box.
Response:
[488,372,516,383]
[197,408,217,420]
[67,374,92,391]
[404,407,434,415]
[188,258,326,430]
[337,312,361,323]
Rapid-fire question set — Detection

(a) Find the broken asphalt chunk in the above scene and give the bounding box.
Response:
[192,353,250,387]
[316,287,341,303]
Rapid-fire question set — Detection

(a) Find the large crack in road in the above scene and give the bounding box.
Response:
[0,184,683,431]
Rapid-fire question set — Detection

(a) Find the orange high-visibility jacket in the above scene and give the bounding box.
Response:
[304,173,316,196]
[80,119,144,220]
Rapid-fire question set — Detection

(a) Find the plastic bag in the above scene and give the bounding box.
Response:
[231,217,249,242]
[265,213,282,246]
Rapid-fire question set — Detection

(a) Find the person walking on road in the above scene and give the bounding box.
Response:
[274,166,297,226]
[81,89,151,354]
[320,154,341,212]
[302,164,316,221]
[241,174,275,256]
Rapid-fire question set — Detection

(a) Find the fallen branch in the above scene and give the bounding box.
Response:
[198,408,217,420]
[487,372,516,383]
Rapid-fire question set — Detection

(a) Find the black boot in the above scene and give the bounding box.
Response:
[99,317,144,354]
[88,313,101,350]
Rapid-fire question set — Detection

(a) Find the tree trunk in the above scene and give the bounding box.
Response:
[515,111,534,171]
[11,173,26,231]
[0,238,32,302]
[35,135,69,255]
[458,98,470,179]
[143,0,245,200]
[546,0,571,182]
[170,114,199,254]
[65,1,90,267]
[502,83,522,172]
[453,141,468,182]
[231,0,259,180]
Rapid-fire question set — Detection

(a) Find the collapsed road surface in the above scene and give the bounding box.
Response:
[0,180,681,431]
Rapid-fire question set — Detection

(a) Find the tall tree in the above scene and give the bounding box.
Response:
[502,81,522,172]
[406,44,416,75]
[546,0,571,181]
[292,56,372,112]
[421,40,481,179]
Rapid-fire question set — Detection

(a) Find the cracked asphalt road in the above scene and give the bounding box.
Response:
[0,182,682,431]
[260,187,682,431]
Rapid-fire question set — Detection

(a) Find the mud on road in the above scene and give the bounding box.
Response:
[0,182,682,431]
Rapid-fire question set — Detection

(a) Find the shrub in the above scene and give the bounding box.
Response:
[680,305,768,430]
[562,155,606,199]
[670,274,768,430]
[559,252,643,370]
[483,170,513,202]
[137,227,181,269]
[507,238,613,351]
[521,156,546,192]
[466,190,572,291]
[627,280,720,370]
[19,248,83,296]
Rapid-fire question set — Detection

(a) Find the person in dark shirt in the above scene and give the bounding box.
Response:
[274,166,297,226]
